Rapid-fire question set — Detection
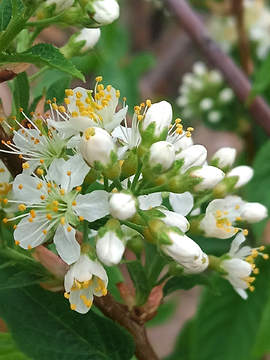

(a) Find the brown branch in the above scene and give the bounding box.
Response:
[94,292,160,360]
[231,0,253,75]
[162,0,270,137]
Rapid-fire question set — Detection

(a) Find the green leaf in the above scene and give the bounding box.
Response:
[189,249,270,360]
[0,333,32,360]
[0,285,135,360]
[163,275,219,297]
[105,265,124,303]
[126,260,151,306]
[44,75,72,111]
[12,72,29,120]
[164,320,193,360]
[245,140,270,239]
[0,44,84,81]
[0,0,12,31]
[249,52,270,99]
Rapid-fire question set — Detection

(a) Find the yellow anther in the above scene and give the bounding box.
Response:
[102,288,107,296]
[43,229,47,234]
[253,268,259,274]
[67,171,71,176]
[46,214,52,220]
[146,99,152,107]
[95,76,103,82]
[22,163,29,170]
[40,195,45,200]
[12,116,16,120]
[3,218,8,223]
[84,299,93,308]
[53,207,58,212]
[187,127,194,132]
[223,211,229,215]
[263,254,269,260]
[234,228,239,234]
[47,183,52,188]
[236,217,242,221]
[71,111,79,117]
[80,295,86,300]
[215,210,222,218]
[40,159,44,164]
[79,216,84,221]
[64,292,70,299]
[116,90,120,98]
[29,218,33,223]
[58,106,66,113]
[13,224,17,229]
[186,131,192,137]
[176,128,183,135]
[259,246,265,251]
[3,198,8,204]
[243,229,249,236]
[137,115,143,121]
[37,168,44,175]
[76,91,82,99]
[235,205,240,210]
[67,226,72,232]
[65,89,73,96]
[85,128,95,140]
[19,204,26,211]
[15,240,20,245]
[52,103,58,110]
[76,186,82,192]
[251,249,258,258]
[60,189,65,196]
[249,286,255,292]
[19,184,23,189]
[97,84,104,91]
[60,217,65,225]
[28,245,32,250]
[64,98,71,105]
[70,304,76,311]
[106,85,111,92]
[72,201,76,206]
[37,182,43,190]
[175,118,181,123]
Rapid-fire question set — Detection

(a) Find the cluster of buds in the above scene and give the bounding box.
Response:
[176,62,245,130]
[1,77,268,314]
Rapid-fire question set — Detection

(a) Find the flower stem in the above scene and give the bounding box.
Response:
[12,0,18,18]
[83,220,89,244]
[155,272,171,286]
[114,179,123,191]
[120,220,145,235]
[130,161,143,192]
[139,184,166,195]
[104,177,109,192]
[28,66,49,83]
[26,14,63,28]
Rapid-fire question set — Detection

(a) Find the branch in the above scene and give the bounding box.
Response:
[94,292,160,360]
[162,0,270,136]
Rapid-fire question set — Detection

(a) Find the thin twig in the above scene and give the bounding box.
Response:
[162,0,270,136]
[94,292,160,360]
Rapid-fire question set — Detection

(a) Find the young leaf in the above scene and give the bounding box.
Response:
[0,0,12,31]
[0,285,135,360]
[126,260,151,306]
[163,274,219,297]
[0,333,32,360]
[44,75,72,111]
[0,44,84,81]
[12,72,30,120]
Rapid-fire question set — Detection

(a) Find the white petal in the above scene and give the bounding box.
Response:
[47,158,66,185]
[73,190,110,222]
[234,288,248,299]
[228,232,246,256]
[13,174,46,204]
[47,118,78,138]
[54,223,80,265]
[69,289,93,314]
[138,193,162,210]
[60,153,90,192]
[169,192,194,216]
[14,214,47,248]
[104,106,128,133]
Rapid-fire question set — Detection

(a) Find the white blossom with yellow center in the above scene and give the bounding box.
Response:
[47,77,128,137]
[64,255,108,313]
[7,154,110,265]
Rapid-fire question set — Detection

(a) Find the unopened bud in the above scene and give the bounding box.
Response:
[210,147,236,171]
[109,192,137,220]
[226,166,253,188]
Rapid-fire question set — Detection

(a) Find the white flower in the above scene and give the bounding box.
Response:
[241,202,268,223]
[200,98,213,111]
[0,111,71,172]
[167,128,193,153]
[75,28,101,51]
[10,154,110,265]
[199,196,245,239]
[64,255,108,313]
[169,191,194,216]
[138,193,162,210]
[141,100,172,137]
[93,0,120,25]
[109,192,137,220]
[45,0,74,13]
[208,70,223,83]
[208,111,221,123]
[0,161,12,207]
[226,165,254,188]
[182,73,194,85]
[158,208,190,233]
[80,127,116,167]
[47,79,128,137]
[192,61,207,76]
[219,88,234,103]
[211,147,236,170]
[176,96,188,107]
[111,112,141,159]
[175,144,207,173]
[161,230,209,274]
[190,166,225,191]
[96,231,125,266]
[220,232,265,299]
[148,141,175,172]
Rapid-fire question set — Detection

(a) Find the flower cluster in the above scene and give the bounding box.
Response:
[2,77,268,313]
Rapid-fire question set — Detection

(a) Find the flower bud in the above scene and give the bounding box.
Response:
[45,0,74,13]
[92,0,120,25]
[193,61,207,75]
[149,141,175,171]
[190,166,225,191]
[241,202,268,223]
[141,101,172,138]
[80,127,120,179]
[200,98,213,111]
[210,147,236,171]
[158,209,190,233]
[219,88,234,103]
[96,221,125,266]
[208,111,221,123]
[109,192,137,220]
[176,144,207,173]
[161,230,209,274]
[226,166,254,188]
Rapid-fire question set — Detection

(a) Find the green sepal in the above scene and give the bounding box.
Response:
[213,176,239,198]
